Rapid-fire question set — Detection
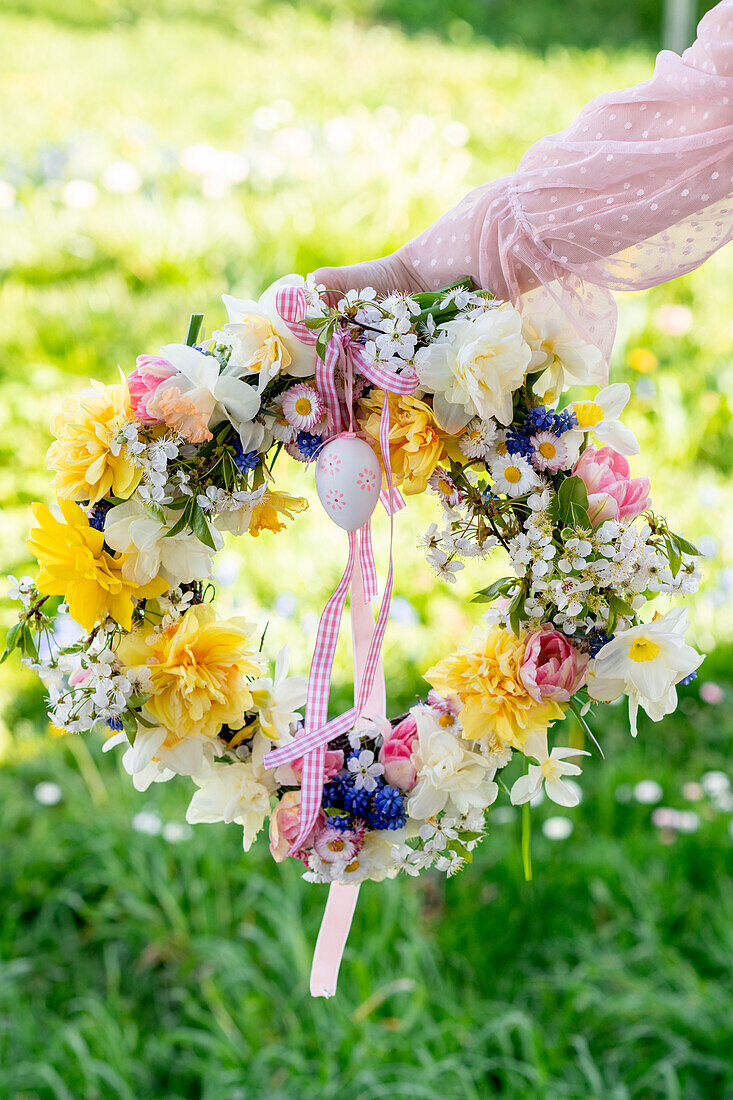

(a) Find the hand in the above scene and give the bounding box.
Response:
[313,247,427,304]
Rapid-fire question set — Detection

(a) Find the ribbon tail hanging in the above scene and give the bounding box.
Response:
[309,528,385,997]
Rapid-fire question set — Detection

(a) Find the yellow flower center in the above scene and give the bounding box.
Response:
[504,465,522,484]
[629,638,660,662]
[438,713,456,728]
[538,441,557,458]
[541,759,561,782]
[345,859,360,872]
[437,478,453,495]
[328,838,346,853]
[572,401,604,428]
[294,397,312,416]
[542,389,557,404]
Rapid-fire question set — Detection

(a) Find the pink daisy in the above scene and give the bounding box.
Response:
[428,467,463,506]
[282,384,324,431]
[530,431,568,473]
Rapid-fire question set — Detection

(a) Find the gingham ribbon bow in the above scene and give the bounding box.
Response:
[263,285,420,855]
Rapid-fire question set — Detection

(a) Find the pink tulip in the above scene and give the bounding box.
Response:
[288,749,344,785]
[520,628,589,703]
[378,714,418,791]
[127,355,176,423]
[269,791,322,862]
[573,445,650,526]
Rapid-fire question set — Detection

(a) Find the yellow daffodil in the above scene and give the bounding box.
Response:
[27,499,167,632]
[117,603,262,740]
[247,488,309,537]
[425,626,565,749]
[47,380,142,503]
[358,390,459,496]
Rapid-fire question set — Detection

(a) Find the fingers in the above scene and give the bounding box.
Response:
[313,250,426,305]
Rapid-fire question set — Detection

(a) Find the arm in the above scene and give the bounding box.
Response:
[317,1,733,356]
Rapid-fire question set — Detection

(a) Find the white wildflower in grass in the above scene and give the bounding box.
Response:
[510,732,590,807]
[587,607,703,736]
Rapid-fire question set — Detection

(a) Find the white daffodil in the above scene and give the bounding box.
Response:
[104,725,215,792]
[220,273,318,391]
[149,343,261,446]
[568,383,638,456]
[407,707,498,820]
[104,499,222,585]
[587,607,703,736]
[186,761,271,851]
[414,303,531,431]
[522,309,606,404]
[510,731,589,807]
[248,646,306,741]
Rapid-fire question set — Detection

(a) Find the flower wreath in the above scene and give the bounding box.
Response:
[6,273,704,995]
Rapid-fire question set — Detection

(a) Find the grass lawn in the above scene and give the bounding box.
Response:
[0,2,732,1097]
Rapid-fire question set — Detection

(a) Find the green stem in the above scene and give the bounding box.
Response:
[185,313,204,347]
[521,801,533,882]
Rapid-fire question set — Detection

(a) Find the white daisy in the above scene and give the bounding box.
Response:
[490,453,539,497]
[459,417,498,460]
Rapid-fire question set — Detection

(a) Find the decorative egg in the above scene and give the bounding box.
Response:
[314,434,382,532]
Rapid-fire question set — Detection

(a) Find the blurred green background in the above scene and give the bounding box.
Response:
[1,1,732,1097]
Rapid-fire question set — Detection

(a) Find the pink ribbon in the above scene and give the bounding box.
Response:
[265,285,419,993]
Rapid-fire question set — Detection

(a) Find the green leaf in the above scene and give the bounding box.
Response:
[670,532,700,557]
[20,625,39,662]
[121,711,137,745]
[185,313,204,346]
[190,502,217,550]
[0,622,22,664]
[135,711,159,729]
[144,501,165,525]
[127,692,152,709]
[508,588,526,635]
[164,501,193,539]
[553,476,590,528]
[472,576,515,604]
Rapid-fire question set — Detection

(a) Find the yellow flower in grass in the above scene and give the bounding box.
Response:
[27,499,167,633]
[425,626,565,749]
[358,390,459,496]
[117,604,261,741]
[47,380,142,503]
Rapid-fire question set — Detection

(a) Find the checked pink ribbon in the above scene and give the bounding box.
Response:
[263,285,419,992]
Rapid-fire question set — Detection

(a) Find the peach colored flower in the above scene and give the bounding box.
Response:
[269,791,322,862]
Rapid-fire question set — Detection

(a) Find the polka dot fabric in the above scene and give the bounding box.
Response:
[403,0,733,363]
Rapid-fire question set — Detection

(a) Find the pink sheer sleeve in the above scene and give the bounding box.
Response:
[402,0,733,360]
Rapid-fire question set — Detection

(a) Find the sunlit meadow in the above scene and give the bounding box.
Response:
[0,2,731,1097]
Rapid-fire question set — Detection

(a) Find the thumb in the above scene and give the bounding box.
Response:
[314,249,425,305]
